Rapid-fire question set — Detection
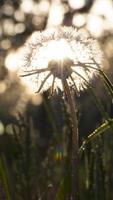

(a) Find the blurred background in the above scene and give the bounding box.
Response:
[0,0,113,199]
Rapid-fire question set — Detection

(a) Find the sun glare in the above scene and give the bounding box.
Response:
[45,39,74,62]
[18,27,103,94]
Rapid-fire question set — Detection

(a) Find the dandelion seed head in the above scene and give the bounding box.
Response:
[45,39,75,79]
[45,39,74,61]
[18,27,103,93]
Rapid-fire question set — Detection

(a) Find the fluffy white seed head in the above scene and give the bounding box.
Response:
[18,27,103,93]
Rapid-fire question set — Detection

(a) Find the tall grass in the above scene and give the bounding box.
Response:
[0,68,113,199]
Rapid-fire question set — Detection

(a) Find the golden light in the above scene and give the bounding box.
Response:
[0,82,7,94]
[91,0,113,16]
[21,0,49,15]
[87,0,113,37]
[45,39,74,62]
[18,27,103,93]
[47,0,65,27]
[0,122,4,135]
[3,19,15,36]
[14,9,25,22]
[1,39,11,50]
[54,145,63,161]
[68,0,85,9]
[72,13,86,27]
[37,0,50,15]
[15,23,25,34]
[87,15,104,37]
[3,4,14,16]
[18,38,75,93]
[5,48,23,71]
[20,0,35,13]
[5,48,40,94]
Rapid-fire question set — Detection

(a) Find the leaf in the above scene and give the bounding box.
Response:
[79,119,113,154]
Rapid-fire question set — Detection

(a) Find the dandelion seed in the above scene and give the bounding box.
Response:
[18,27,103,94]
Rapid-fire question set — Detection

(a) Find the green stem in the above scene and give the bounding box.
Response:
[62,79,79,200]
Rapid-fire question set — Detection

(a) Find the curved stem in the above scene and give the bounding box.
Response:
[62,79,79,200]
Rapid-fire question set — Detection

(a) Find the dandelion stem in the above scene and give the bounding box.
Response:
[62,79,79,200]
